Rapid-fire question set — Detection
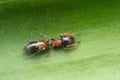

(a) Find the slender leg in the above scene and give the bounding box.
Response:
[46,49,51,57]
[60,32,76,37]
[39,33,50,39]
[64,47,72,50]
[25,50,42,59]
[63,43,76,50]
[61,32,80,38]
[66,43,76,47]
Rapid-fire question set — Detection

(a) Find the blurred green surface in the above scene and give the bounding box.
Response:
[0,0,120,80]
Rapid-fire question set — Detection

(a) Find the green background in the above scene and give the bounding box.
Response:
[0,0,120,80]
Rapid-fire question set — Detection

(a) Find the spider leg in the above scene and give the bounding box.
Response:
[66,43,76,47]
[60,32,77,37]
[39,33,49,39]
[63,43,76,50]
[25,50,42,59]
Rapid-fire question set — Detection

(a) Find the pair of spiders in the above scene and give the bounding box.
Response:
[23,32,80,58]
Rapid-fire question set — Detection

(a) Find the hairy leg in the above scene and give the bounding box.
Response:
[63,43,76,50]
[66,43,76,47]
[60,32,79,38]
[25,49,42,59]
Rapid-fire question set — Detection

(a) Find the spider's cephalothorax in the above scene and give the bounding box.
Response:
[50,32,79,49]
[59,32,79,49]
[50,39,62,48]
[61,36,75,47]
